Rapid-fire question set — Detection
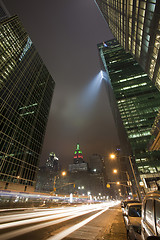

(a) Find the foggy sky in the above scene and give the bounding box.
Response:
[3,0,119,168]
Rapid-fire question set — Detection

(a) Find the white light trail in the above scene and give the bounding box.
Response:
[47,208,107,240]
[0,204,104,224]
[0,202,120,240]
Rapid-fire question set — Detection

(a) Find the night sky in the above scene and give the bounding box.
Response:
[3,0,119,168]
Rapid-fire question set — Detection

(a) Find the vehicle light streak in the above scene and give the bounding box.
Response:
[0,202,120,240]
[0,206,99,230]
[48,208,108,240]
[0,206,86,224]
[0,204,104,224]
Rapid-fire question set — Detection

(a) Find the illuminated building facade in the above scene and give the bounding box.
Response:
[98,39,160,188]
[73,143,84,164]
[0,15,55,191]
[69,144,88,172]
[148,110,160,151]
[95,0,160,91]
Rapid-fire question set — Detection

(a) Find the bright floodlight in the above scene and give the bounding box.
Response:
[113,169,118,174]
[100,70,107,80]
[100,70,103,79]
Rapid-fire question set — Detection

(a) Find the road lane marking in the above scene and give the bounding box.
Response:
[47,207,109,240]
[0,206,104,239]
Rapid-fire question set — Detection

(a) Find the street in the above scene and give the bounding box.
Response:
[0,201,127,240]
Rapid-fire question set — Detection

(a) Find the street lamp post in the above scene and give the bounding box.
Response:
[113,169,133,197]
[53,170,67,193]
[128,155,142,202]
[110,153,142,201]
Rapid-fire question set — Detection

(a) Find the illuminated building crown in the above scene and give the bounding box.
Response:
[74,143,84,164]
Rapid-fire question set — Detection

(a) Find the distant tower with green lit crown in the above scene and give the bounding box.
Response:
[69,143,88,172]
[74,143,84,164]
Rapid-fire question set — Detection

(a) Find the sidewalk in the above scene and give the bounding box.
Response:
[102,206,127,240]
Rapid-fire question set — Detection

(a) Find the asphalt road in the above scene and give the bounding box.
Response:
[0,201,121,240]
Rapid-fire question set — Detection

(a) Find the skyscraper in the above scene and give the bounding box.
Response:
[46,152,60,171]
[98,39,160,189]
[0,14,55,191]
[95,0,160,91]
[73,143,84,164]
[69,144,88,172]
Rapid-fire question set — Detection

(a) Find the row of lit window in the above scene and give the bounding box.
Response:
[129,131,151,139]
[0,173,34,185]
[1,103,45,139]
[1,121,43,149]
[0,151,38,168]
[149,34,160,81]
[138,166,158,174]
[1,71,50,126]
[0,162,36,181]
[0,156,37,173]
[1,131,42,156]
[1,98,46,137]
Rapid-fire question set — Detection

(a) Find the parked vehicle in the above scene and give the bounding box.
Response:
[141,191,160,240]
[121,199,141,215]
[123,202,142,240]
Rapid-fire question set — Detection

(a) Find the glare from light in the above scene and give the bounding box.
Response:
[139,181,144,186]
[110,153,116,159]
[100,70,103,79]
[61,171,66,176]
[113,169,118,174]
[100,70,107,80]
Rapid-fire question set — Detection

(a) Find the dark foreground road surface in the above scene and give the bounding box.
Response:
[0,201,127,240]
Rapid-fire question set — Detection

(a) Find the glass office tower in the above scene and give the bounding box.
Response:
[98,39,160,188]
[95,0,160,91]
[0,15,55,191]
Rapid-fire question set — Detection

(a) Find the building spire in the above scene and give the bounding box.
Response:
[74,143,84,164]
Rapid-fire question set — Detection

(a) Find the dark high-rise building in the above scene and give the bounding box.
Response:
[0,0,10,21]
[98,39,160,189]
[0,15,55,191]
[89,154,104,173]
[46,152,60,171]
[95,0,160,91]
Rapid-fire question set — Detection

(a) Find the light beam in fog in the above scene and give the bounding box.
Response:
[78,71,103,112]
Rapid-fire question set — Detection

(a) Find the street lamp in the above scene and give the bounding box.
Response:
[53,170,67,192]
[110,153,116,159]
[113,168,133,197]
[110,154,142,201]
[61,171,67,176]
